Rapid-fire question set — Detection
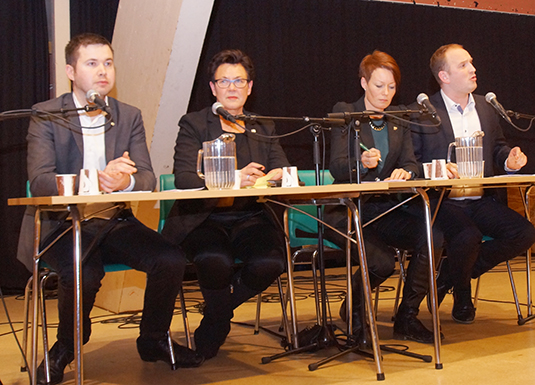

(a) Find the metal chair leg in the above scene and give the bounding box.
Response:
[178,287,192,349]
[166,330,177,370]
[506,260,524,324]
[20,276,33,372]
[392,249,408,321]
[254,293,262,335]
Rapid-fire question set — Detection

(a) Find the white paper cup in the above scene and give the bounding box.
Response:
[423,163,432,179]
[432,159,448,180]
[233,170,242,189]
[79,169,100,195]
[282,166,299,188]
[56,174,76,196]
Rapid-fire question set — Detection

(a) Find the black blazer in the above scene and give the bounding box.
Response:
[411,91,511,178]
[329,96,419,183]
[161,106,291,245]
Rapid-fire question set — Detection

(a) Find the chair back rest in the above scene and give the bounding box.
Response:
[287,170,338,249]
[158,174,176,233]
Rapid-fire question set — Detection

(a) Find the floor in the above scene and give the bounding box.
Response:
[2,258,535,385]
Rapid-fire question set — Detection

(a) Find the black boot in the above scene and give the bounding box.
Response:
[194,287,234,359]
[451,285,475,324]
[393,306,441,344]
[427,257,453,313]
[230,274,261,310]
[395,253,444,344]
[36,341,74,385]
[339,271,385,339]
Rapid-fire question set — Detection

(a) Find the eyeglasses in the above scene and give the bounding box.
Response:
[213,78,250,89]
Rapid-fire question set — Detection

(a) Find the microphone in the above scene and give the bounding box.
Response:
[417,93,441,124]
[86,89,111,115]
[212,102,236,123]
[485,92,512,124]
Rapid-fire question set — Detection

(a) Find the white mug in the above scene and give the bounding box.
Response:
[79,169,100,195]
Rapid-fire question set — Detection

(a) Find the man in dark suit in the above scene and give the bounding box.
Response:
[17,33,202,385]
[412,43,535,324]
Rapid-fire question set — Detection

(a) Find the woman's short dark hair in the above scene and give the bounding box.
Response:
[65,33,113,66]
[208,49,255,81]
[359,50,401,87]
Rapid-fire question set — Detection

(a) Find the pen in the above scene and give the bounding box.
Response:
[359,142,382,162]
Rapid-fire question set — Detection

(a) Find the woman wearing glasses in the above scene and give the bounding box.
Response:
[162,49,290,359]
[325,50,443,344]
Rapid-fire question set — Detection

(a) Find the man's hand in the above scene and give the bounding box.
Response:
[361,148,381,169]
[506,146,527,171]
[99,151,137,192]
[446,162,459,179]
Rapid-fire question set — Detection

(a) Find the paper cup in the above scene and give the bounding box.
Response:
[56,174,76,196]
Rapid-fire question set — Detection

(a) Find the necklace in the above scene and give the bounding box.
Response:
[369,119,386,131]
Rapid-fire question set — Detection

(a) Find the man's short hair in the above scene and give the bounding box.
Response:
[208,49,255,81]
[65,33,114,67]
[430,43,464,84]
[359,50,401,87]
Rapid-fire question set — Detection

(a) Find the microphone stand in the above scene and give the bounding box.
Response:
[507,110,535,120]
[318,111,432,369]
[243,114,348,365]
[0,106,99,122]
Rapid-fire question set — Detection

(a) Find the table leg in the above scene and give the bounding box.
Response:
[343,198,384,380]
[283,208,299,348]
[69,205,84,385]
[414,188,442,369]
[31,208,42,385]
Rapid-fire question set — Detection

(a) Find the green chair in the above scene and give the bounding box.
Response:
[283,170,344,326]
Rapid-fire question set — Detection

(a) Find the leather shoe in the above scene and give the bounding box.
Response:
[137,337,204,369]
[393,311,444,344]
[451,290,476,324]
[36,341,74,385]
[339,298,362,337]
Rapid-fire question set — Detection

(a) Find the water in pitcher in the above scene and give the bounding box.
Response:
[204,156,236,190]
[456,146,483,178]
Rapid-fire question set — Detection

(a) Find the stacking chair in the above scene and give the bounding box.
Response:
[284,170,342,324]
[472,236,532,325]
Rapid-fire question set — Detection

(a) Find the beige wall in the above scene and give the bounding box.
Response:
[378,0,534,14]
[111,0,214,183]
[111,0,214,228]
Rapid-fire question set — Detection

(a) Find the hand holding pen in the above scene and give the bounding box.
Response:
[359,142,382,169]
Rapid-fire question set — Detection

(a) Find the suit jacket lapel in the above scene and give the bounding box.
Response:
[431,92,455,144]
[105,98,118,163]
[62,94,85,156]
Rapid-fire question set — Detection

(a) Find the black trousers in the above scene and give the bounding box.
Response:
[324,198,444,310]
[434,195,535,291]
[180,211,285,293]
[42,209,186,348]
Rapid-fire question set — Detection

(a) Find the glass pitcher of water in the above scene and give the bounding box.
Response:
[196,133,237,190]
[447,131,485,179]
